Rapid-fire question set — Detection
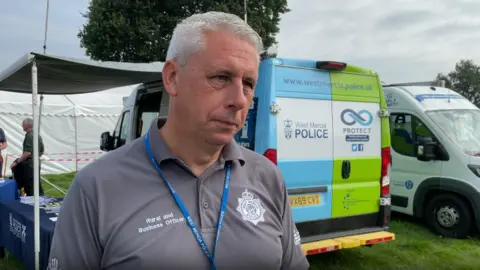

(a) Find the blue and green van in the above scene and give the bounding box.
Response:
[101,58,395,255]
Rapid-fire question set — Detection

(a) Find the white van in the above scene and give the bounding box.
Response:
[383,82,480,238]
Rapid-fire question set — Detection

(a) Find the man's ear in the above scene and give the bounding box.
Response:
[162,60,179,97]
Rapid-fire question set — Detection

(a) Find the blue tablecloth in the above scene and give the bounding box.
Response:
[0,201,57,270]
[0,180,19,201]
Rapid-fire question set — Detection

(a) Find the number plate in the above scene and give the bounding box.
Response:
[380,197,391,206]
[289,194,321,208]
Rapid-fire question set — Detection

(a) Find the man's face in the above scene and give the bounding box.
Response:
[21,121,27,132]
[163,29,259,146]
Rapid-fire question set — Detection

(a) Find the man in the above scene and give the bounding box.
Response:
[48,12,309,270]
[10,118,45,196]
[0,126,7,177]
[0,127,6,259]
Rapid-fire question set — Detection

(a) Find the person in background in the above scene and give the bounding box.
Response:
[0,126,7,178]
[0,126,5,258]
[48,11,309,270]
[10,118,45,196]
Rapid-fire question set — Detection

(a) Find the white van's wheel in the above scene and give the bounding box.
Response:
[424,193,473,239]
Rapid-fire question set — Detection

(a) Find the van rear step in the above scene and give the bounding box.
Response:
[301,231,395,255]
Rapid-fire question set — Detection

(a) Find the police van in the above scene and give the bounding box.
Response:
[100,58,395,255]
[384,82,480,238]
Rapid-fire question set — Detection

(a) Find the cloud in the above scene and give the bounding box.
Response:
[0,0,89,71]
[1,0,479,84]
[277,0,480,82]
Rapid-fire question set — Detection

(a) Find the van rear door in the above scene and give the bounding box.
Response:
[274,60,383,239]
[274,61,335,235]
[330,69,382,229]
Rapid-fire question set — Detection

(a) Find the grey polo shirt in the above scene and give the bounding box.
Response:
[48,118,309,270]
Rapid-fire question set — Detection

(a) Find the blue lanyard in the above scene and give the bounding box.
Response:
[144,132,231,270]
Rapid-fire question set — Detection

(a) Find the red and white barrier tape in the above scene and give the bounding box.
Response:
[44,158,98,162]
[7,151,104,157]
[43,151,104,156]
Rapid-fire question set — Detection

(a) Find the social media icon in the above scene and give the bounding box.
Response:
[358,144,364,151]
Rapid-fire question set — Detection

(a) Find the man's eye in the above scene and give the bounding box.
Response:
[215,75,229,81]
[243,81,255,90]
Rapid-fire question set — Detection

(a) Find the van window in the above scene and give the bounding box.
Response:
[427,109,480,155]
[139,112,158,136]
[114,110,130,148]
[389,113,437,157]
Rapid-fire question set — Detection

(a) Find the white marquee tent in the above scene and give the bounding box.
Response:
[0,51,163,270]
[0,85,137,176]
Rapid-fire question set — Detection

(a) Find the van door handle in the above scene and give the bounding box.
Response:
[342,160,351,179]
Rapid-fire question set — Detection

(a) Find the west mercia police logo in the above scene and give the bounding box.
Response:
[284,118,293,140]
[294,227,301,246]
[236,189,266,225]
[47,258,61,270]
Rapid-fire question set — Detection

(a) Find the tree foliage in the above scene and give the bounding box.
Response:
[78,0,290,62]
[436,59,480,106]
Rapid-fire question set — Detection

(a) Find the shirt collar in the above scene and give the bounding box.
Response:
[147,117,245,166]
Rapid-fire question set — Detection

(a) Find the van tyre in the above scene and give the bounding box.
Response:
[424,193,473,239]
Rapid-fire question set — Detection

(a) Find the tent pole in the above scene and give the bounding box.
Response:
[39,95,44,133]
[43,0,50,55]
[40,0,49,134]
[31,60,41,270]
[244,0,248,23]
[65,96,78,171]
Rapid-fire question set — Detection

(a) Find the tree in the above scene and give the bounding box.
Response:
[78,0,290,62]
[436,59,480,106]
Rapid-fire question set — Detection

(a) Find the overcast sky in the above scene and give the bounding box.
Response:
[1,0,479,83]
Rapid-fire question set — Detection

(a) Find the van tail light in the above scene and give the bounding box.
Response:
[381,147,391,195]
[316,61,347,71]
[263,149,277,165]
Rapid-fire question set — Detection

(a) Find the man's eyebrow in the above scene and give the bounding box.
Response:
[243,76,256,85]
[209,68,257,83]
[217,69,234,76]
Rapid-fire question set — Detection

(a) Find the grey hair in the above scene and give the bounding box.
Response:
[23,118,33,127]
[166,11,263,65]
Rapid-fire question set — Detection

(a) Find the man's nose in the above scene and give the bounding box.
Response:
[227,79,249,110]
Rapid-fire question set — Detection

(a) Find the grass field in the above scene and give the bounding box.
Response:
[1,173,480,270]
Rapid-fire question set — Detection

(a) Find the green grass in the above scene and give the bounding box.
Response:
[308,219,480,270]
[1,173,480,269]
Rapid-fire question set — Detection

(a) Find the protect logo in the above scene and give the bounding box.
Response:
[405,180,414,190]
[284,118,293,140]
[340,109,373,126]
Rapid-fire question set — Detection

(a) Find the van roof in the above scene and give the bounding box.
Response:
[393,85,462,99]
[267,58,379,76]
[384,85,478,111]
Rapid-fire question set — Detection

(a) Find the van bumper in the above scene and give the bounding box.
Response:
[301,230,395,256]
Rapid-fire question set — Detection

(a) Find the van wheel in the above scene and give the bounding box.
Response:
[424,193,473,239]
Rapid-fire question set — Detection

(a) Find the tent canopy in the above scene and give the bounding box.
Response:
[0,52,164,94]
[0,85,135,116]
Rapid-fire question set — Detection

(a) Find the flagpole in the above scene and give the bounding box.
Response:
[244,0,247,23]
[34,0,50,269]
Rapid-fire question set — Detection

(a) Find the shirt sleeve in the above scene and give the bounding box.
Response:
[39,135,45,155]
[47,173,102,270]
[0,128,6,143]
[23,133,33,153]
[278,170,310,270]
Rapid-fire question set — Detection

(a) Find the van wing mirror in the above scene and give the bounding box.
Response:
[100,131,113,151]
[416,139,437,161]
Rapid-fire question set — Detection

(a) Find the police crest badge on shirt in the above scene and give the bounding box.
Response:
[236,189,266,226]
